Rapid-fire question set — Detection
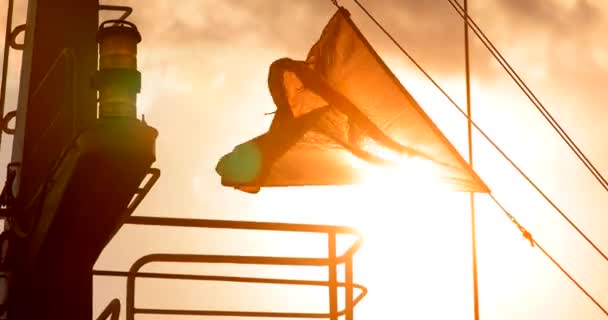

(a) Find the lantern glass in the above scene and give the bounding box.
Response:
[99,33,138,69]
[99,85,137,118]
[96,20,142,119]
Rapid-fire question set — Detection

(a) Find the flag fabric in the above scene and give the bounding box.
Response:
[216,8,489,194]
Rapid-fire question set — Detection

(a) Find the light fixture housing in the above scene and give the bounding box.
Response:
[94,20,142,118]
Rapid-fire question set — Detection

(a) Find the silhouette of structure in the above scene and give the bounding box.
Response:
[2,1,606,319]
[0,2,366,320]
[1,1,157,318]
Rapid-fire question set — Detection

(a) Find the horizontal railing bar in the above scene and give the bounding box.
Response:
[118,237,361,269]
[122,268,368,319]
[134,290,367,319]
[125,216,361,235]
[133,287,367,319]
[131,253,330,266]
[92,270,367,292]
[134,309,331,318]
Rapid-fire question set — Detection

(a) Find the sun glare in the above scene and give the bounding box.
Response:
[361,157,448,193]
[345,151,451,229]
[249,65,477,318]
[341,156,473,319]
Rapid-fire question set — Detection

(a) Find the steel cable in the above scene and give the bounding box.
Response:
[446,0,608,193]
[347,0,608,263]
[347,0,608,315]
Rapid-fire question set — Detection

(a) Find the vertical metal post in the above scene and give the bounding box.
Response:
[328,232,338,320]
[126,273,135,320]
[345,256,354,320]
[464,0,480,320]
[0,0,14,152]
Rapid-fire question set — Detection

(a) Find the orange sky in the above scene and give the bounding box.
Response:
[3,0,608,319]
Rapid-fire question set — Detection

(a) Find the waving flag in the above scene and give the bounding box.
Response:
[216,8,489,194]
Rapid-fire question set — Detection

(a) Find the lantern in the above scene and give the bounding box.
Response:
[94,20,142,118]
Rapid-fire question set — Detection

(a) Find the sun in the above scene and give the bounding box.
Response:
[335,155,476,319]
[343,151,452,228]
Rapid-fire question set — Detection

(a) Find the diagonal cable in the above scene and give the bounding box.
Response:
[348,0,608,263]
[444,0,608,263]
[344,0,608,315]
[446,0,608,192]
[489,194,608,316]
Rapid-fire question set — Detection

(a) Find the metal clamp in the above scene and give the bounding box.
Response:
[8,24,25,50]
[0,111,15,135]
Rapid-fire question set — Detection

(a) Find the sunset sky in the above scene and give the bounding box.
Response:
[3,0,608,319]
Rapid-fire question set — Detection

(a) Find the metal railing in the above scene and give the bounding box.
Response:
[94,216,367,320]
[1,0,24,151]
[95,299,120,320]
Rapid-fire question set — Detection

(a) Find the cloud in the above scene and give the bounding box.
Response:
[116,0,608,145]
[1,0,602,84]
[496,0,600,31]
[120,0,604,80]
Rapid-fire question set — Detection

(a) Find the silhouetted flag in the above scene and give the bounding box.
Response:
[216,8,489,194]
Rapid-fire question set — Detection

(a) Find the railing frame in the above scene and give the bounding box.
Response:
[94,216,367,320]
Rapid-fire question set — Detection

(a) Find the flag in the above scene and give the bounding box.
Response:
[216,8,489,194]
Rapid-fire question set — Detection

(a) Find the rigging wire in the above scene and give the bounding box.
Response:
[445,0,608,194]
[348,0,608,264]
[444,0,608,264]
[489,194,608,316]
[347,0,608,315]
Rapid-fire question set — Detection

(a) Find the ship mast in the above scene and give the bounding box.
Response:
[0,1,158,319]
[463,0,480,319]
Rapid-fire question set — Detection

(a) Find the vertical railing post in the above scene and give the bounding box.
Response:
[328,232,338,320]
[126,272,136,320]
[345,256,354,320]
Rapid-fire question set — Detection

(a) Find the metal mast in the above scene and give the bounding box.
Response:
[1,1,158,319]
[463,0,480,319]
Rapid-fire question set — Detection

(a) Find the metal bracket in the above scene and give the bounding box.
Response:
[0,111,16,135]
[0,163,19,218]
[125,168,160,215]
[98,5,133,21]
[8,24,25,50]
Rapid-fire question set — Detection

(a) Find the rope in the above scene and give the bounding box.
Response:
[349,0,608,264]
[348,0,608,315]
[489,194,608,316]
[446,0,608,194]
